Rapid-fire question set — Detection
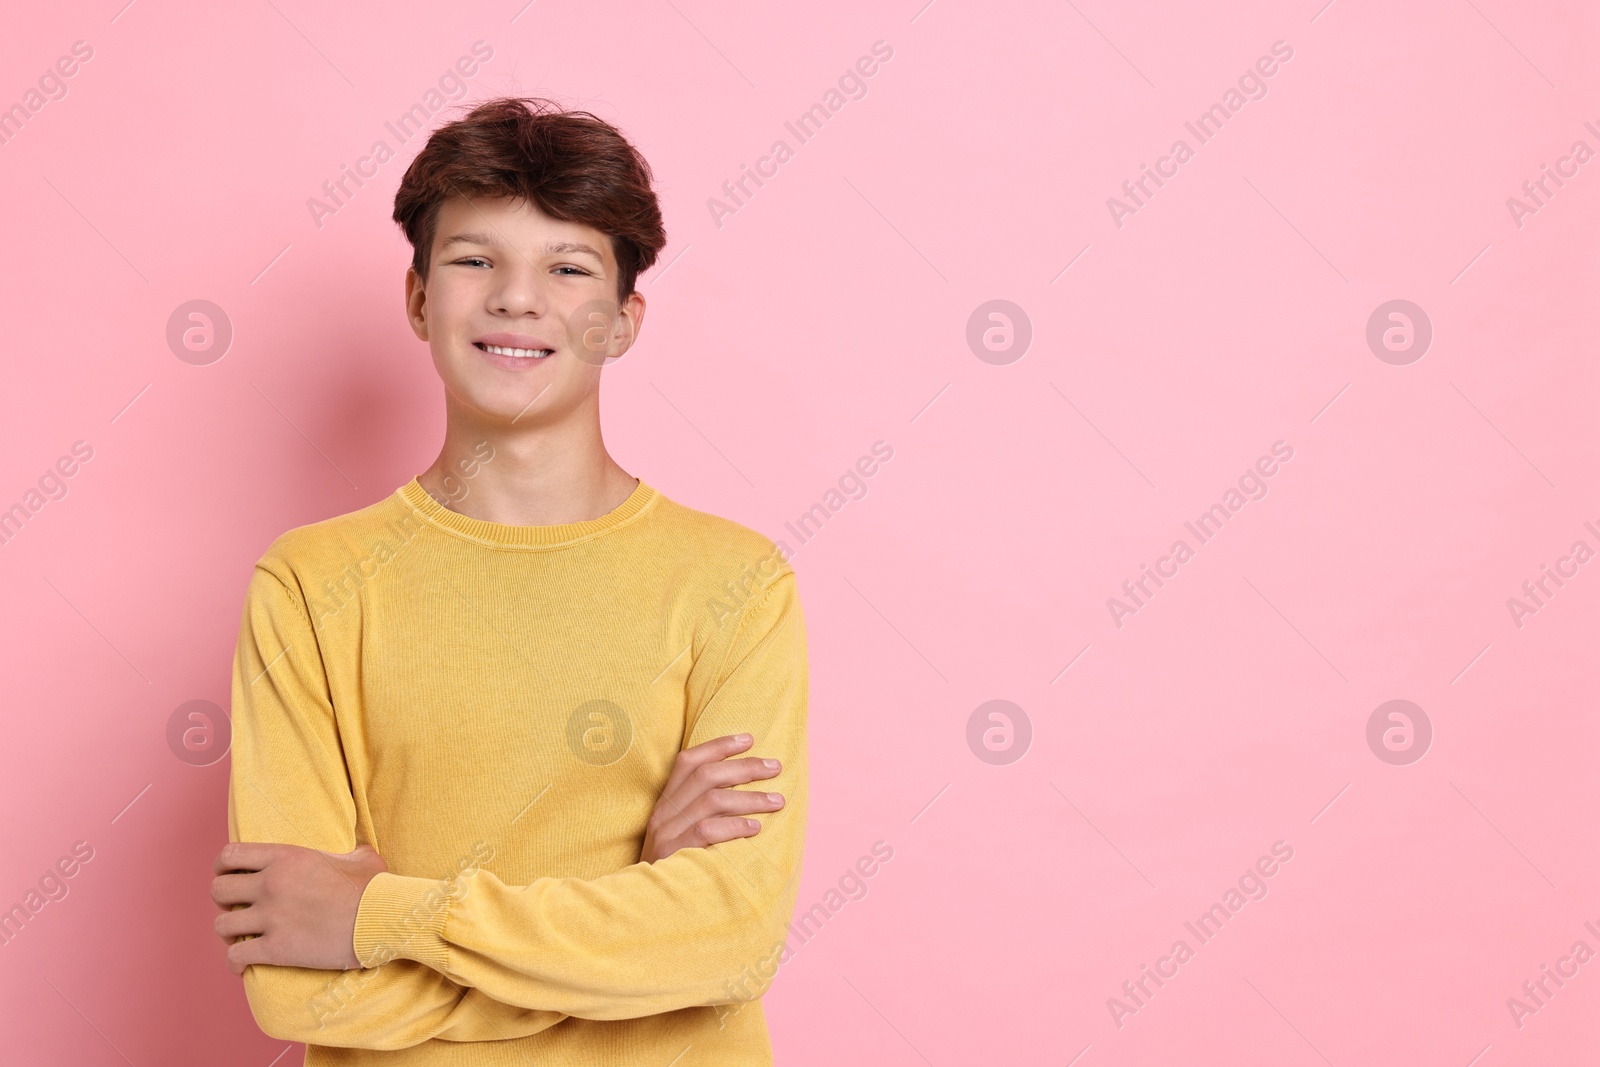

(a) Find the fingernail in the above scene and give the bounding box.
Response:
[763,759,779,770]
[766,793,783,805]
[734,733,752,744]
[746,819,761,830]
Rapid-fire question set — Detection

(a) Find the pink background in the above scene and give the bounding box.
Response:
[2,0,1597,1063]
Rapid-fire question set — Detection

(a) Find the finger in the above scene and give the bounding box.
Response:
[668,735,755,783]
[652,758,781,838]
[210,871,262,908]
[655,815,765,860]
[214,906,264,941]
[214,841,278,876]
[226,933,272,976]
[329,843,379,861]
[682,733,755,760]
[653,786,785,843]
[679,786,785,827]
[662,734,754,795]
[683,756,782,796]
[677,815,765,851]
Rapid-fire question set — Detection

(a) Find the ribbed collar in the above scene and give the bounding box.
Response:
[395,477,659,549]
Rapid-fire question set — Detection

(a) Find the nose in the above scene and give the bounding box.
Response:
[489,260,549,317]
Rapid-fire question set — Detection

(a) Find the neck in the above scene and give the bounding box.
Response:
[418,394,636,526]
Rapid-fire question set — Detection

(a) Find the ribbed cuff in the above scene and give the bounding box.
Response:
[352,872,452,971]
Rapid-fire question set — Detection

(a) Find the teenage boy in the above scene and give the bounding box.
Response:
[210,97,809,1066]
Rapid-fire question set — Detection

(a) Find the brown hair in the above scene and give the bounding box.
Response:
[392,96,666,301]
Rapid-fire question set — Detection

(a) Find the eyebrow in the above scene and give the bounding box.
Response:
[439,232,605,261]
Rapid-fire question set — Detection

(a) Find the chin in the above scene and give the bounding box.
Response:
[476,381,573,425]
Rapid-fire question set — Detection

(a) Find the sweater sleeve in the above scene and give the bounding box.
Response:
[227,563,569,1049]
[349,567,811,1021]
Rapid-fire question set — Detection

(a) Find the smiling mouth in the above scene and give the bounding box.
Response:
[476,342,554,359]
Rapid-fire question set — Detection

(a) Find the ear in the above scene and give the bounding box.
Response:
[404,267,429,341]
[612,289,646,360]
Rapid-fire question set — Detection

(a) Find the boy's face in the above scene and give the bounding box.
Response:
[404,195,644,427]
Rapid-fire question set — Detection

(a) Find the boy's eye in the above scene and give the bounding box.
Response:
[454,259,589,275]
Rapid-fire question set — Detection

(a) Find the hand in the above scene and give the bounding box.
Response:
[210,841,388,975]
[640,733,784,864]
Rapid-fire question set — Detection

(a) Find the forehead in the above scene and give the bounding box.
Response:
[433,195,613,263]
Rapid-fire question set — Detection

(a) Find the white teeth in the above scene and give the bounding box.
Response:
[484,344,552,358]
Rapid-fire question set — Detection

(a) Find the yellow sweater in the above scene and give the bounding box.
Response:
[227,477,809,1066]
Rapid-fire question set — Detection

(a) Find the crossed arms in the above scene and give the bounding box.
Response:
[213,564,808,1049]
